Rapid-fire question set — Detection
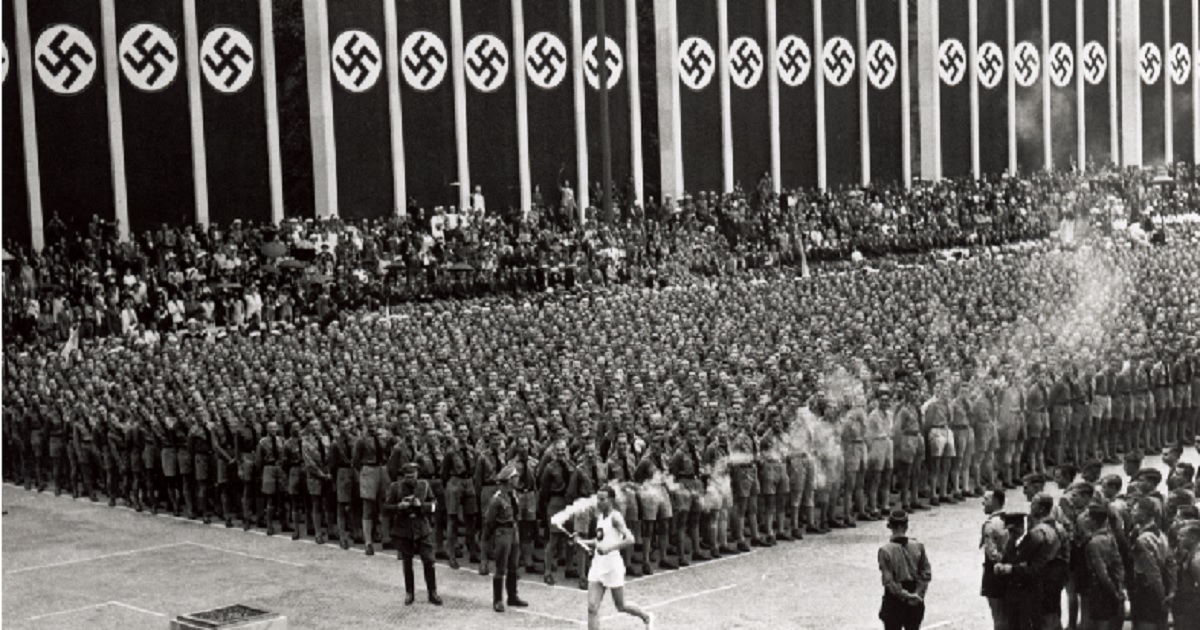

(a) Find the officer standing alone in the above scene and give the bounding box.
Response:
[384,462,443,606]
[483,464,529,612]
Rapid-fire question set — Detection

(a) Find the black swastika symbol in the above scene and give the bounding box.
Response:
[979,48,1002,85]
[730,40,761,82]
[335,34,378,88]
[825,40,853,83]
[1050,46,1072,82]
[467,40,505,88]
[204,32,251,89]
[680,40,712,83]
[38,30,93,90]
[940,46,964,80]
[1141,47,1160,78]
[1172,46,1189,78]
[123,28,174,86]
[1084,45,1104,80]
[586,42,619,81]
[1015,46,1037,83]
[779,40,808,83]
[869,45,894,80]
[529,36,565,82]
[405,35,445,87]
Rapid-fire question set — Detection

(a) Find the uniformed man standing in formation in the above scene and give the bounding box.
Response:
[482,463,529,612]
[383,462,442,606]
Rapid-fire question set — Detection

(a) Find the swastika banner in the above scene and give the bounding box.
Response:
[1081,0,1114,167]
[462,0,518,212]
[195,0,272,226]
[677,0,722,193]
[115,0,194,233]
[398,0,456,211]
[977,0,1009,176]
[1169,0,1195,164]
[583,0,633,203]
[937,0,970,179]
[1047,0,1078,171]
[821,0,860,188]
[3,0,31,246]
[27,0,115,232]
[328,0,393,220]
[1140,0,1167,165]
[727,0,769,191]
[523,0,577,208]
[1013,0,1044,173]
[776,0,816,189]
[865,0,902,184]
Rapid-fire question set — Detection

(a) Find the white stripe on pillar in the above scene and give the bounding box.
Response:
[718,0,732,193]
[512,0,531,217]
[627,0,644,206]
[900,0,911,187]
[303,0,337,218]
[1007,0,1016,175]
[383,0,406,216]
[969,0,980,180]
[1119,0,1141,167]
[857,0,869,186]
[99,0,129,240]
[1163,0,1172,163]
[182,0,210,230]
[13,0,44,251]
[814,0,826,189]
[1194,0,1199,164]
[260,0,284,224]
[450,0,470,213]
[571,0,589,214]
[917,0,940,180]
[1041,0,1051,171]
[766,0,780,192]
[1109,0,1119,165]
[1076,0,1085,170]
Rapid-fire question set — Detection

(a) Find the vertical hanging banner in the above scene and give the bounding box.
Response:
[776,0,816,189]
[1169,0,1195,164]
[821,0,861,188]
[461,0,519,210]
[26,0,114,232]
[398,0,456,211]
[1140,0,1166,165]
[727,0,769,190]
[3,0,31,246]
[195,0,272,226]
[677,0,721,193]
[1012,0,1044,172]
[1047,0,1077,171]
[327,0,393,220]
[636,0,659,204]
[977,0,1009,175]
[1081,0,1114,167]
[937,0,970,178]
[865,0,902,184]
[582,0,632,199]
[114,0,193,234]
[524,0,576,206]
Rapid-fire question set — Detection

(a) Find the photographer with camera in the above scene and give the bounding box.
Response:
[383,462,442,606]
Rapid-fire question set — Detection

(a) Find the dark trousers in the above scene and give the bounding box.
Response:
[492,527,520,603]
[879,583,925,630]
[398,534,437,595]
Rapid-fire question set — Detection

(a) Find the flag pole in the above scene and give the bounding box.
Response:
[597,0,613,218]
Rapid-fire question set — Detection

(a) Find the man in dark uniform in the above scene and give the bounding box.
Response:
[979,490,1008,630]
[441,431,479,568]
[670,425,708,565]
[284,420,306,539]
[384,462,443,606]
[234,416,260,530]
[996,512,1036,630]
[330,419,360,549]
[540,439,573,584]
[354,422,392,555]
[474,430,507,576]
[302,418,333,544]
[483,464,529,612]
[189,415,214,523]
[877,510,932,630]
[256,420,286,535]
[74,414,102,502]
[996,494,1067,630]
[47,408,68,496]
[212,415,237,527]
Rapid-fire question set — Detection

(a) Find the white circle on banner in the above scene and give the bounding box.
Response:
[1168,43,1191,85]
[200,27,255,93]
[401,30,448,91]
[977,42,1004,89]
[1012,41,1040,87]
[1081,41,1107,85]
[35,24,98,95]
[584,35,623,91]
[865,39,897,90]
[1047,42,1074,87]
[728,37,763,89]
[464,33,509,92]
[822,36,856,87]
[1138,41,1161,84]
[332,30,383,92]
[119,23,179,92]
[678,36,715,90]
[776,35,811,87]
[525,32,568,90]
[938,38,966,86]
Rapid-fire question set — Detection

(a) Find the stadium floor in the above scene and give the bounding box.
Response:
[3,453,1183,629]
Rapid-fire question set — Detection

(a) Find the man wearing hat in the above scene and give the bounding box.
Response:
[979,490,1008,630]
[482,463,528,612]
[995,494,1067,630]
[1079,500,1125,630]
[877,509,931,630]
[995,511,1036,630]
[384,462,442,606]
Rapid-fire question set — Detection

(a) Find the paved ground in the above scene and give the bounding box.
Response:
[3,452,1185,629]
